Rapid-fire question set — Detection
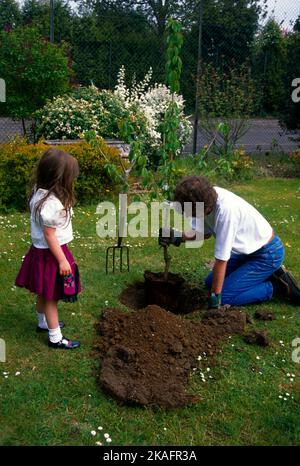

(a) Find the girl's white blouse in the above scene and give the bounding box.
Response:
[30,188,73,249]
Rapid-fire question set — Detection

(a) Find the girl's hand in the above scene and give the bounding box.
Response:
[59,259,72,276]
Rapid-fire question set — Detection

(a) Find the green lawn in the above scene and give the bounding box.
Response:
[0,178,299,446]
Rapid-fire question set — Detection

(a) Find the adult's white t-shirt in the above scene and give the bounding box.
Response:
[192,186,273,261]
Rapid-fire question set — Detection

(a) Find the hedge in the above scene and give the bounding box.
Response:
[0,138,120,212]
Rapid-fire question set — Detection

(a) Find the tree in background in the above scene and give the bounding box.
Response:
[21,0,74,42]
[72,5,161,89]
[294,14,300,33]
[198,63,259,156]
[280,29,300,132]
[253,19,287,114]
[80,0,185,44]
[0,27,71,133]
[181,0,263,109]
[0,0,20,30]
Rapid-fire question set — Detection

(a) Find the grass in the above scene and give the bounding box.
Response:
[0,177,299,446]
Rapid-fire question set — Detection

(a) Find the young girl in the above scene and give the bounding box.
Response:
[16,149,81,349]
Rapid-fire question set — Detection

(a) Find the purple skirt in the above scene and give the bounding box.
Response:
[15,244,81,302]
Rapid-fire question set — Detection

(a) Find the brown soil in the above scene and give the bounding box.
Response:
[94,304,248,409]
[144,271,185,313]
[255,310,275,321]
[244,330,269,347]
[119,277,207,314]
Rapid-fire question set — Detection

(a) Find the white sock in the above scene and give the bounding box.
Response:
[48,327,63,344]
[36,311,48,329]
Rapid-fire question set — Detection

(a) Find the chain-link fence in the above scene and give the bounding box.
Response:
[0,1,299,152]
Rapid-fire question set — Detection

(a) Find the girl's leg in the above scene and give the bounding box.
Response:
[44,300,80,349]
[36,295,48,329]
[44,300,63,343]
[44,300,59,328]
[37,295,46,312]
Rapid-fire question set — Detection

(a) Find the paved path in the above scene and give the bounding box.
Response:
[0,118,26,141]
[185,119,300,154]
[1,117,299,153]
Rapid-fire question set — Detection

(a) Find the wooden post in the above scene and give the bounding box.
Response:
[50,0,55,43]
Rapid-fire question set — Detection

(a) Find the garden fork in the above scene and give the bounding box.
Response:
[105,193,130,274]
[105,235,130,274]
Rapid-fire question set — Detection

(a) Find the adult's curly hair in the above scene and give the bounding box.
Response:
[174,176,217,216]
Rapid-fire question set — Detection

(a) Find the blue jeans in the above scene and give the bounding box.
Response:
[205,235,285,306]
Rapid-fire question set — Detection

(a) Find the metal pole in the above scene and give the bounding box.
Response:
[108,42,112,89]
[50,0,54,43]
[192,0,204,155]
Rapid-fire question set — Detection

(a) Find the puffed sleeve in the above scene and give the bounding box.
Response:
[40,196,64,228]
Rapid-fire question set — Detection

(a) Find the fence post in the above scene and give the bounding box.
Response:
[0,78,6,102]
[0,338,5,362]
[108,42,112,89]
[50,0,55,43]
[192,0,204,155]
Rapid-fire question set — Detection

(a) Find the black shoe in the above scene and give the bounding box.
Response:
[36,321,65,333]
[48,336,80,350]
[271,266,300,305]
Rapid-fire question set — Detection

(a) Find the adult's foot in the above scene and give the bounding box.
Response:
[271,266,300,305]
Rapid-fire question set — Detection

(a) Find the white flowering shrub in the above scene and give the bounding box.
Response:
[35,87,125,140]
[115,66,192,155]
[35,67,192,161]
[35,95,104,140]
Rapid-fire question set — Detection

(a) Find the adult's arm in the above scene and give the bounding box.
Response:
[211,259,228,294]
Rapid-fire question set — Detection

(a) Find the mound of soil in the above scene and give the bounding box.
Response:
[95,304,247,409]
[244,330,269,347]
[119,278,207,314]
[255,310,275,321]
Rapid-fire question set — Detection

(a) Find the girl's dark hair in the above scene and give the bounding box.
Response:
[174,176,217,216]
[30,148,79,217]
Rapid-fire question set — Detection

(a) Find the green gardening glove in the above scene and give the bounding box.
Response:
[207,293,222,310]
[158,227,182,247]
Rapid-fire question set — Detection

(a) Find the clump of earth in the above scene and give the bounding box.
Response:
[95,272,274,409]
[94,304,247,409]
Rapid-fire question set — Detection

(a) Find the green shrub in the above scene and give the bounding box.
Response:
[35,86,126,141]
[288,149,300,177]
[0,139,121,211]
[289,148,300,164]
[0,27,70,126]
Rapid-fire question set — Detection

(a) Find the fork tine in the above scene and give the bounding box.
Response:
[112,247,115,273]
[127,246,130,272]
[105,245,130,274]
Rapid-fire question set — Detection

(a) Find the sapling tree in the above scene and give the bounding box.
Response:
[160,18,183,280]
[85,19,184,278]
